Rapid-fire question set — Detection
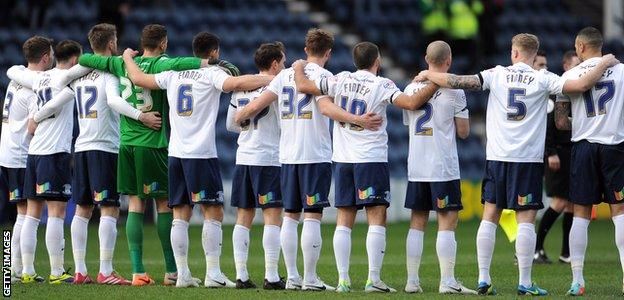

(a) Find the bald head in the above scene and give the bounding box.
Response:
[425,40,451,66]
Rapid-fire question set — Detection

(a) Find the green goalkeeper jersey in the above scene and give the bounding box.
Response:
[78,54,201,148]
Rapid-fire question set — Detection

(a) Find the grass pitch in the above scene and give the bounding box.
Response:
[5,218,623,299]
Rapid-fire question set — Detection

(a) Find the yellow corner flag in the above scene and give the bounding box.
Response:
[499,209,518,242]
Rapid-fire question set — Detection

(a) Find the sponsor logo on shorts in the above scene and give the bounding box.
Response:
[143,182,160,195]
[358,187,375,200]
[93,190,109,202]
[258,192,274,205]
[36,182,50,194]
[9,189,20,201]
[306,193,320,206]
[614,187,624,201]
[437,195,449,209]
[191,190,206,203]
[517,193,533,206]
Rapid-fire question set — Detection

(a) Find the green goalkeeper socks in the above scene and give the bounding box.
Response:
[157,212,177,273]
[126,212,145,274]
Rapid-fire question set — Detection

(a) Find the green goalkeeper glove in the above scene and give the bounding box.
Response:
[208,59,241,76]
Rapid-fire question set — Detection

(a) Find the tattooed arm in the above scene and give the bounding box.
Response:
[414,70,482,91]
[554,101,572,130]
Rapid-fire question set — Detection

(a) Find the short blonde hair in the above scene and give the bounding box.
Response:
[511,33,539,56]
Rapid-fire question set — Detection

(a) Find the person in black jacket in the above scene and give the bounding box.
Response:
[534,50,580,264]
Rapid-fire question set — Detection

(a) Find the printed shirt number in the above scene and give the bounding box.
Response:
[177,84,193,116]
[339,96,367,131]
[76,86,98,119]
[237,98,269,130]
[414,102,434,136]
[2,92,13,123]
[507,88,527,121]
[582,80,615,117]
[281,86,312,119]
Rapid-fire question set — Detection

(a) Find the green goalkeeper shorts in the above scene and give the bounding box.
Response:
[117,145,168,199]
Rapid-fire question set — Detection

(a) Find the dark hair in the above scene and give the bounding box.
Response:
[352,42,379,70]
[305,28,333,57]
[22,36,53,63]
[54,40,82,62]
[536,50,547,58]
[254,42,285,71]
[562,49,577,64]
[577,27,603,49]
[192,32,220,58]
[141,24,167,50]
[88,23,117,52]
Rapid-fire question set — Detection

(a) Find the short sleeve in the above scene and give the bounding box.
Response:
[315,72,342,98]
[379,78,401,103]
[542,70,565,95]
[479,66,502,90]
[402,110,410,126]
[266,72,282,95]
[206,67,231,92]
[154,71,175,90]
[453,90,469,118]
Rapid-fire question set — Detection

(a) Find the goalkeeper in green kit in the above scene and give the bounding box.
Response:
[79,24,240,286]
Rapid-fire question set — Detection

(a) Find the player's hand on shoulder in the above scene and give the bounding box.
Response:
[600,54,619,67]
[412,70,430,83]
[139,111,162,131]
[292,59,308,70]
[122,48,139,60]
[356,112,383,131]
[209,59,241,76]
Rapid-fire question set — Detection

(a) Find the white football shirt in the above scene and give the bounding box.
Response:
[69,70,121,153]
[317,70,402,163]
[557,57,624,145]
[480,62,565,162]
[231,86,280,166]
[155,66,230,159]
[266,63,333,164]
[29,68,75,155]
[0,81,37,168]
[403,83,468,181]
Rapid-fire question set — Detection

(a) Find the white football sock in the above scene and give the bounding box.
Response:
[20,215,39,275]
[406,228,424,285]
[46,216,66,276]
[232,224,250,281]
[476,220,497,284]
[171,219,190,277]
[280,216,300,280]
[263,224,281,282]
[203,219,223,278]
[333,225,352,283]
[614,214,624,286]
[11,214,25,276]
[437,230,457,286]
[98,216,117,276]
[570,217,589,286]
[516,223,536,287]
[366,225,386,283]
[301,218,322,283]
[71,215,89,274]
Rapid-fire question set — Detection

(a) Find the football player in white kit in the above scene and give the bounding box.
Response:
[235,28,379,291]
[7,39,93,284]
[31,24,161,285]
[121,32,273,288]
[554,27,624,297]
[292,42,440,293]
[225,42,286,290]
[0,38,41,283]
[402,41,476,295]
[415,33,618,296]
